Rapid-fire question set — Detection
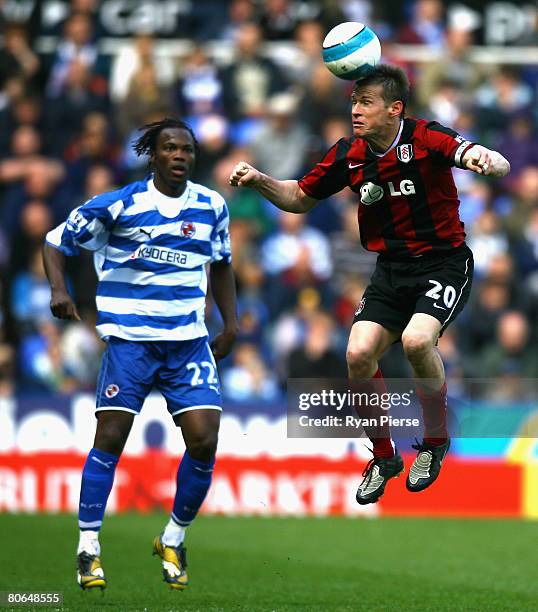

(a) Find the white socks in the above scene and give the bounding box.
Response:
[77,530,100,556]
[77,520,185,556]
[162,518,186,547]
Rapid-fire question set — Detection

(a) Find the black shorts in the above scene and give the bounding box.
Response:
[353,244,474,335]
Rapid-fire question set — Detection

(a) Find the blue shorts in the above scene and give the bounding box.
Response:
[95,336,222,417]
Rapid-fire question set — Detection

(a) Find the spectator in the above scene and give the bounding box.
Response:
[18,320,76,392]
[116,63,171,137]
[220,0,259,42]
[260,0,299,41]
[299,64,350,133]
[261,212,333,317]
[60,315,102,390]
[0,24,40,90]
[479,311,537,380]
[396,0,445,47]
[494,114,538,182]
[109,33,176,103]
[221,22,288,123]
[287,311,346,378]
[174,45,224,121]
[416,21,487,109]
[1,160,64,235]
[11,249,54,332]
[44,60,109,157]
[46,12,100,98]
[250,92,311,179]
[222,342,280,401]
[467,211,508,278]
[503,166,538,239]
[474,68,534,134]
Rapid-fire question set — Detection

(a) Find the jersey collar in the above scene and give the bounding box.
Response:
[148,178,192,219]
[368,119,404,158]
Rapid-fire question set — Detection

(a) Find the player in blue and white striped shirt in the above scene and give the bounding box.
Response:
[43,118,238,592]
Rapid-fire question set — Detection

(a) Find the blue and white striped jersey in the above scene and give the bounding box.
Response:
[46,177,231,342]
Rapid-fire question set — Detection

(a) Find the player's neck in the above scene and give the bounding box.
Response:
[366,120,402,154]
[154,174,188,198]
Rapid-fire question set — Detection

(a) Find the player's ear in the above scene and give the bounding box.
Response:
[389,100,404,118]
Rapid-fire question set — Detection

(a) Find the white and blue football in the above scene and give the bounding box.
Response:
[322,22,381,81]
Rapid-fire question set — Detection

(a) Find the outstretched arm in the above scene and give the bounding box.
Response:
[229,161,317,214]
[209,260,238,361]
[43,243,80,320]
[462,145,510,177]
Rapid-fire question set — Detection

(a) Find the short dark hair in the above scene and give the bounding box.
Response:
[352,64,410,116]
[133,117,199,158]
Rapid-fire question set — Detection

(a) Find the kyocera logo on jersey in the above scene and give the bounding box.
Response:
[105,384,120,398]
[181,221,196,238]
[396,144,414,163]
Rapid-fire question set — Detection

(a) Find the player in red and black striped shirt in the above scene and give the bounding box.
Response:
[230,64,510,504]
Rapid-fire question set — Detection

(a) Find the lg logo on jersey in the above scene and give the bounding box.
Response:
[360,180,416,205]
[388,179,416,196]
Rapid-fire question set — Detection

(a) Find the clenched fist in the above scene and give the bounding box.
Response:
[464,145,493,175]
[229,161,262,187]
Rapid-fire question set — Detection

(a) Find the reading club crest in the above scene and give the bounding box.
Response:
[180,221,196,238]
[396,144,413,163]
[105,384,119,398]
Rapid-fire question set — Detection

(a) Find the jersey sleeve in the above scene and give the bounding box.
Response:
[210,194,232,264]
[298,138,351,199]
[45,194,124,256]
[422,121,475,169]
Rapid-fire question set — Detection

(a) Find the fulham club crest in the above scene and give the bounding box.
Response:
[396,144,413,163]
[180,221,196,238]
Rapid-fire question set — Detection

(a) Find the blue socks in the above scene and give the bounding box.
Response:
[78,448,119,531]
[78,448,213,546]
[171,451,214,526]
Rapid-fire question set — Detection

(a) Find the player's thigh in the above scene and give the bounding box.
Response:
[95,338,158,416]
[157,336,222,419]
[414,247,474,334]
[402,312,442,348]
[353,261,413,335]
[347,320,401,363]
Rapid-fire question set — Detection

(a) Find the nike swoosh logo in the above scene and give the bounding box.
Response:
[433,303,446,310]
[348,163,364,169]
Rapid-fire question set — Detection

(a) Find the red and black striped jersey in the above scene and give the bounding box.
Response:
[298,118,475,259]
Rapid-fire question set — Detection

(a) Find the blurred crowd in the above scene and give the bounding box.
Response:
[0,0,537,402]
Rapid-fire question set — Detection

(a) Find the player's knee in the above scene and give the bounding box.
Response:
[346,344,376,378]
[94,422,129,456]
[186,432,218,463]
[401,331,435,362]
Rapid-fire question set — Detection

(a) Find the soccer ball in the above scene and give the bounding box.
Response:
[322,22,381,81]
